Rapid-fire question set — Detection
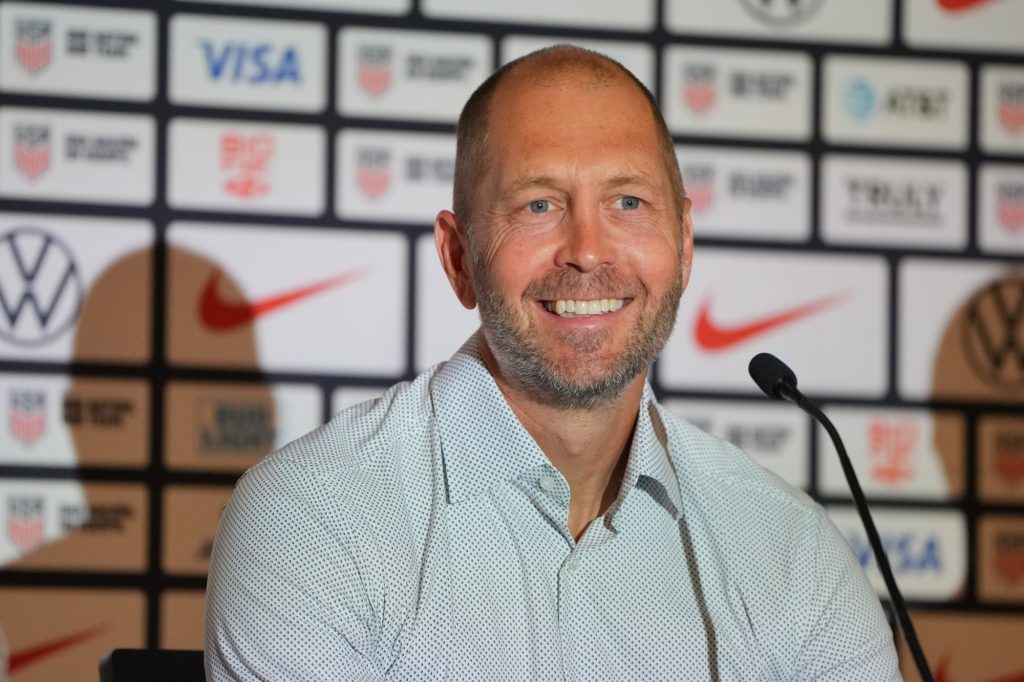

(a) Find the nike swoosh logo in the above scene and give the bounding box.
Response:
[936,653,1024,682]
[199,268,366,331]
[10,625,107,673]
[694,293,847,351]
[936,0,997,11]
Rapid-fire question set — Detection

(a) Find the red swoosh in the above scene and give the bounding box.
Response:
[935,653,1024,682]
[199,268,366,331]
[936,0,997,11]
[694,293,846,351]
[10,625,107,673]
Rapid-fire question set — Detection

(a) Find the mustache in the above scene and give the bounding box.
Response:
[521,267,644,301]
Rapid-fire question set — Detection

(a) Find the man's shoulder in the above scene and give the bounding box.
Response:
[256,365,440,490]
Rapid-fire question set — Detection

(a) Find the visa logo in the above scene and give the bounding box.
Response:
[201,41,301,83]
[850,532,943,573]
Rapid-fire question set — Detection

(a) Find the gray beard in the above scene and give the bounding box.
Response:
[473,264,683,411]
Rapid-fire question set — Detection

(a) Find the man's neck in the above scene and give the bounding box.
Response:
[478,341,645,541]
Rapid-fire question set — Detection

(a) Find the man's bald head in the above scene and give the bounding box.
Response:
[452,45,685,232]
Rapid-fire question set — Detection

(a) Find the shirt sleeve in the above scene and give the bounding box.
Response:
[790,508,903,682]
[204,456,385,681]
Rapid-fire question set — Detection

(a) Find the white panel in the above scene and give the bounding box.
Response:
[664,0,892,46]
[978,163,1024,256]
[662,45,812,141]
[178,0,410,14]
[828,506,967,601]
[979,64,1024,155]
[422,0,655,31]
[659,249,888,396]
[898,258,1021,400]
[336,128,455,224]
[0,2,156,101]
[338,27,492,123]
[414,233,479,372]
[167,222,407,376]
[661,398,810,490]
[677,145,811,242]
[823,55,969,150]
[0,214,153,362]
[818,407,959,501]
[903,0,1024,54]
[0,107,154,206]
[169,14,326,113]
[167,118,325,217]
[820,154,967,250]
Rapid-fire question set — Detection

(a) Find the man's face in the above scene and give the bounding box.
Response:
[460,71,692,409]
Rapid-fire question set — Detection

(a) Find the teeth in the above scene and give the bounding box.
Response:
[545,298,626,317]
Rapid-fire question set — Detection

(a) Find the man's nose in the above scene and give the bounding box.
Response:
[553,209,615,273]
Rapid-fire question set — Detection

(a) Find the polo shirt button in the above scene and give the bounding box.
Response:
[539,475,556,492]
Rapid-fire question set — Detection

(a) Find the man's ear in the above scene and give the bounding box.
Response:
[434,210,478,309]
[680,196,694,292]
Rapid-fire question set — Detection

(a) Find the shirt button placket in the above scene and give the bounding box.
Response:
[557,552,581,681]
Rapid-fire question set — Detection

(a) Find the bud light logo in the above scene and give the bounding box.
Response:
[201,41,301,84]
[845,78,876,121]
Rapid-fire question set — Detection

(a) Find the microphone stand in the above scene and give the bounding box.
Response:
[776,381,934,682]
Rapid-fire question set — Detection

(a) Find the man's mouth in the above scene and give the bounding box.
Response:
[541,298,626,317]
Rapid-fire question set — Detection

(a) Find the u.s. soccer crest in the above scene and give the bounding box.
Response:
[15,18,52,75]
[995,532,1024,584]
[682,164,715,214]
[7,495,45,552]
[13,124,50,180]
[997,183,1024,232]
[358,45,392,97]
[9,390,46,446]
[999,83,1024,135]
[356,147,391,199]
[683,64,717,115]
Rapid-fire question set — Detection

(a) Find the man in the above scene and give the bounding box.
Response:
[205,46,900,680]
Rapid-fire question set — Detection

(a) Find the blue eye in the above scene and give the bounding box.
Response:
[618,196,642,210]
[528,199,550,213]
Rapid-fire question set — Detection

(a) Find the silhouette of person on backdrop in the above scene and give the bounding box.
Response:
[1,243,272,681]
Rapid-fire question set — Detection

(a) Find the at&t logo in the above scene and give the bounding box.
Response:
[0,228,84,347]
[845,78,876,121]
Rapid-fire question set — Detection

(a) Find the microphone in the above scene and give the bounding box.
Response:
[748,352,934,682]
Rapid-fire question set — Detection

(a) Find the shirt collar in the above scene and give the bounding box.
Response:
[615,384,684,522]
[431,334,551,505]
[431,333,683,518]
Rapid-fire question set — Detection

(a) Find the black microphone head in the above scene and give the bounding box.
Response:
[748,352,798,400]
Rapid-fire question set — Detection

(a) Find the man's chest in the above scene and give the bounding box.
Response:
[383,492,767,681]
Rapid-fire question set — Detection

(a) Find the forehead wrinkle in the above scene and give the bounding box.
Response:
[498,175,562,202]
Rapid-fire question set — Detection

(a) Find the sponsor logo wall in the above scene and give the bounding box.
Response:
[0,0,1020,679]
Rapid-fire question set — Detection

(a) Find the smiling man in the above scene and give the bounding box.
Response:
[205,46,900,681]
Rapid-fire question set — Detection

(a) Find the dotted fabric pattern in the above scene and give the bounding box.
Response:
[205,335,901,681]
